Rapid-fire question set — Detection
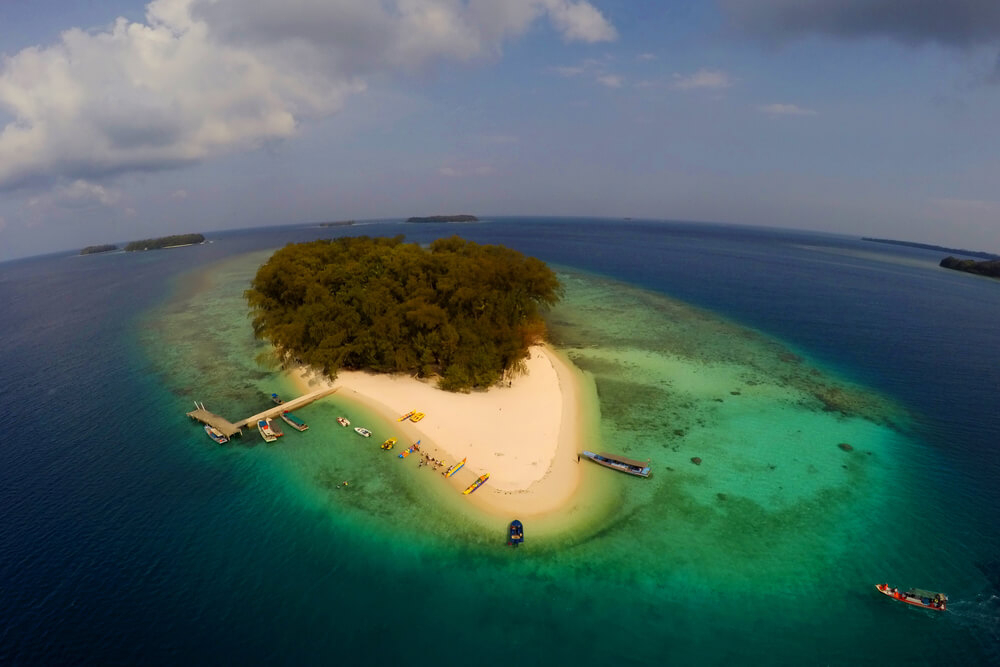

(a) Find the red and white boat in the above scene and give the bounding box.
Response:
[875,584,947,611]
[257,418,278,443]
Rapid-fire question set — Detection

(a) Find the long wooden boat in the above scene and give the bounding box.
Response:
[204,424,228,444]
[580,450,651,477]
[257,419,277,443]
[271,393,283,405]
[463,473,490,495]
[280,411,308,431]
[268,418,284,438]
[444,457,466,478]
[508,520,524,547]
[876,584,948,611]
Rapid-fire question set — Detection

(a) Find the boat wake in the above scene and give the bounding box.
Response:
[948,593,1000,660]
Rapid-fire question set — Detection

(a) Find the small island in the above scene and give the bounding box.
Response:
[125,233,205,252]
[245,235,561,391]
[940,256,1000,279]
[406,215,478,223]
[80,244,117,255]
[318,220,354,227]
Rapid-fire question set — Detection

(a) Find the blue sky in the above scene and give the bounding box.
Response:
[1,0,1000,260]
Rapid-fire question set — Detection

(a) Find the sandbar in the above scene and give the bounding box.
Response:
[290,345,588,517]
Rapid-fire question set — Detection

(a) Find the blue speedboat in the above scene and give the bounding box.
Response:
[508,520,524,547]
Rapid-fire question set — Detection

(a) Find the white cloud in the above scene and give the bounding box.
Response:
[0,214,6,231]
[54,180,122,207]
[0,0,616,190]
[171,189,189,200]
[758,103,818,116]
[637,52,656,61]
[672,68,732,90]
[543,0,618,42]
[550,55,621,87]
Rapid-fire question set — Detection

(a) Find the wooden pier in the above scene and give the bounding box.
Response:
[187,386,339,437]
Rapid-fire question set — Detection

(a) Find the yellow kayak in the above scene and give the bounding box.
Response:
[410,412,426,422]
[444,458,466,478]
[381,437,397,450]
[463,473,489,495]
[397,410,416,422]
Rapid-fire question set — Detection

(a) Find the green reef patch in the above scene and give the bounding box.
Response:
[143,252,911,588]
[545,270,909,585]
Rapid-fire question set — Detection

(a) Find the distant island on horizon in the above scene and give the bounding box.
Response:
[406,215,478,223]
[862,237,1000,261]
[940,256,1000,280]
[124,233,205,252]
[80,244,117,255]
[318,220,354,227]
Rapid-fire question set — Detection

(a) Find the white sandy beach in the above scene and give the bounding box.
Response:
[290,345,587,516]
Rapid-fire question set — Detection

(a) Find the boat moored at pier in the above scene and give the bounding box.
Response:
[280,411,308,431]
[581,450,651,477]
[258,419,278,443]
[204,425,228,444]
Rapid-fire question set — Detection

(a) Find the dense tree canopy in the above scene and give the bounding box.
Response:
[245,236,562,391]
[125,233,204,251]
[940,256,1000,279]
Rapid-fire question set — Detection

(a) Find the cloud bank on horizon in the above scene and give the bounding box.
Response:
[2,0,1000,259]
[0,0,615,191]
[720,0,1000,46]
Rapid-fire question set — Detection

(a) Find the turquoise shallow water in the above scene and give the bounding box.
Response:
[139,243,994,662]
[2,219,998,664]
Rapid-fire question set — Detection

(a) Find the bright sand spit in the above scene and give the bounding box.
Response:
[290,345,589,517]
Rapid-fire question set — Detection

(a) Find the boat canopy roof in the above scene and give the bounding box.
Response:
[598,452,650,469]
[906,588,946,599]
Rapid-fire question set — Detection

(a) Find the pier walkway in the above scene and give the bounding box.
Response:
[187,386,339,437]
[233,386,339,428]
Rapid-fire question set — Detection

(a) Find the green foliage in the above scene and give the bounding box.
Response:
[940,256,1000,279]
[245,235,562,391]
[80,244,117,255]
[125,233,205,251]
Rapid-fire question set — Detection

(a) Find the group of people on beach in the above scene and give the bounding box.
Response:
[417,453,444,470]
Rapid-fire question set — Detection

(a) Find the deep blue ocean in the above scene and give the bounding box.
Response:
[1,218,998,664]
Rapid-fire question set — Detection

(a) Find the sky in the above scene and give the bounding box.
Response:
[2,0,1000,261]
